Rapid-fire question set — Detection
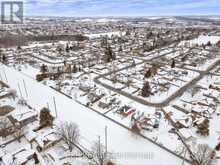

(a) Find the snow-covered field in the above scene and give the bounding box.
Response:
[85,32,126,39]
[179,35,220,46]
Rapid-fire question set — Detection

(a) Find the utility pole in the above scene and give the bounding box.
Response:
[3,70,8,83]
[98,135,102,165]
[98,135,101,153]
[174,129,199,165]
[53,96,58,118]
[105,126,108,155]
[47,102,50,109]
[0,72,2,81]
[17,83,23,98]
[182,147,187,165]
[23,79,28,98]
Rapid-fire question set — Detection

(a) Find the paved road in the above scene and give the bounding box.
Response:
[3,46,219,164]
[0,65,189,165]
[95,48,220,107]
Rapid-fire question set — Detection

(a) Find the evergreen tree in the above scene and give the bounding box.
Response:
[171,59,175,68]
[105,46,115,62]
[119,45,122,52]
[0,49,2,62]
[125,30,130,36]
[141,81,151,97]
[206,41,212,47]
[2,54,7,64]
[196,119,209,136]
[58,47,62,55]
[33,153,39,164]
[63,60,67,66]
[72,64,77,73]
[144,69,151,78]
[36,74,44,82]
[215,143,220,151]
[39,107,54,128]
[101,37,108,48]
[66,43,70,52]
[40,64,48,74]
[216,40,220,47]
[78,66,81,72]
[143,42,146,49]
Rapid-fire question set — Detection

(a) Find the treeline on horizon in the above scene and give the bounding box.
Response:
[0,34,88,48]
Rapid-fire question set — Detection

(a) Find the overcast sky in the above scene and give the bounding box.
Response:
[20,0,220,16]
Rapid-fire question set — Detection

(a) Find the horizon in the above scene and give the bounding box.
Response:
[19,0,220,17]
[24,14,220,18]
[1,1,220,165]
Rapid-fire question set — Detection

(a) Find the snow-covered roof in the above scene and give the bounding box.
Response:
[2,154,13,165]
[10,108,37,122]
[35,129,60,148]
[24,129,38,142]
[0,117,13,128]
[14,149,35,164]
[179,128,193,140]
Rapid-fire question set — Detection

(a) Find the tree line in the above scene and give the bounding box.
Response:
[0,34,88,48]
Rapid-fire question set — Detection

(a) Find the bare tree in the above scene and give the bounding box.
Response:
[7,89,17,100]
[131,122,141,134]
[193,144,216,165]
[0,118,10,129]
[13,123,24,142]
[90,139,114,165]
[126,76,133,88]
[0,117,12,138]
[56,122,80,152]
[9,156,19,165]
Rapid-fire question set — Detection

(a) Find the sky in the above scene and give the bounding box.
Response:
[14,0,220,16]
